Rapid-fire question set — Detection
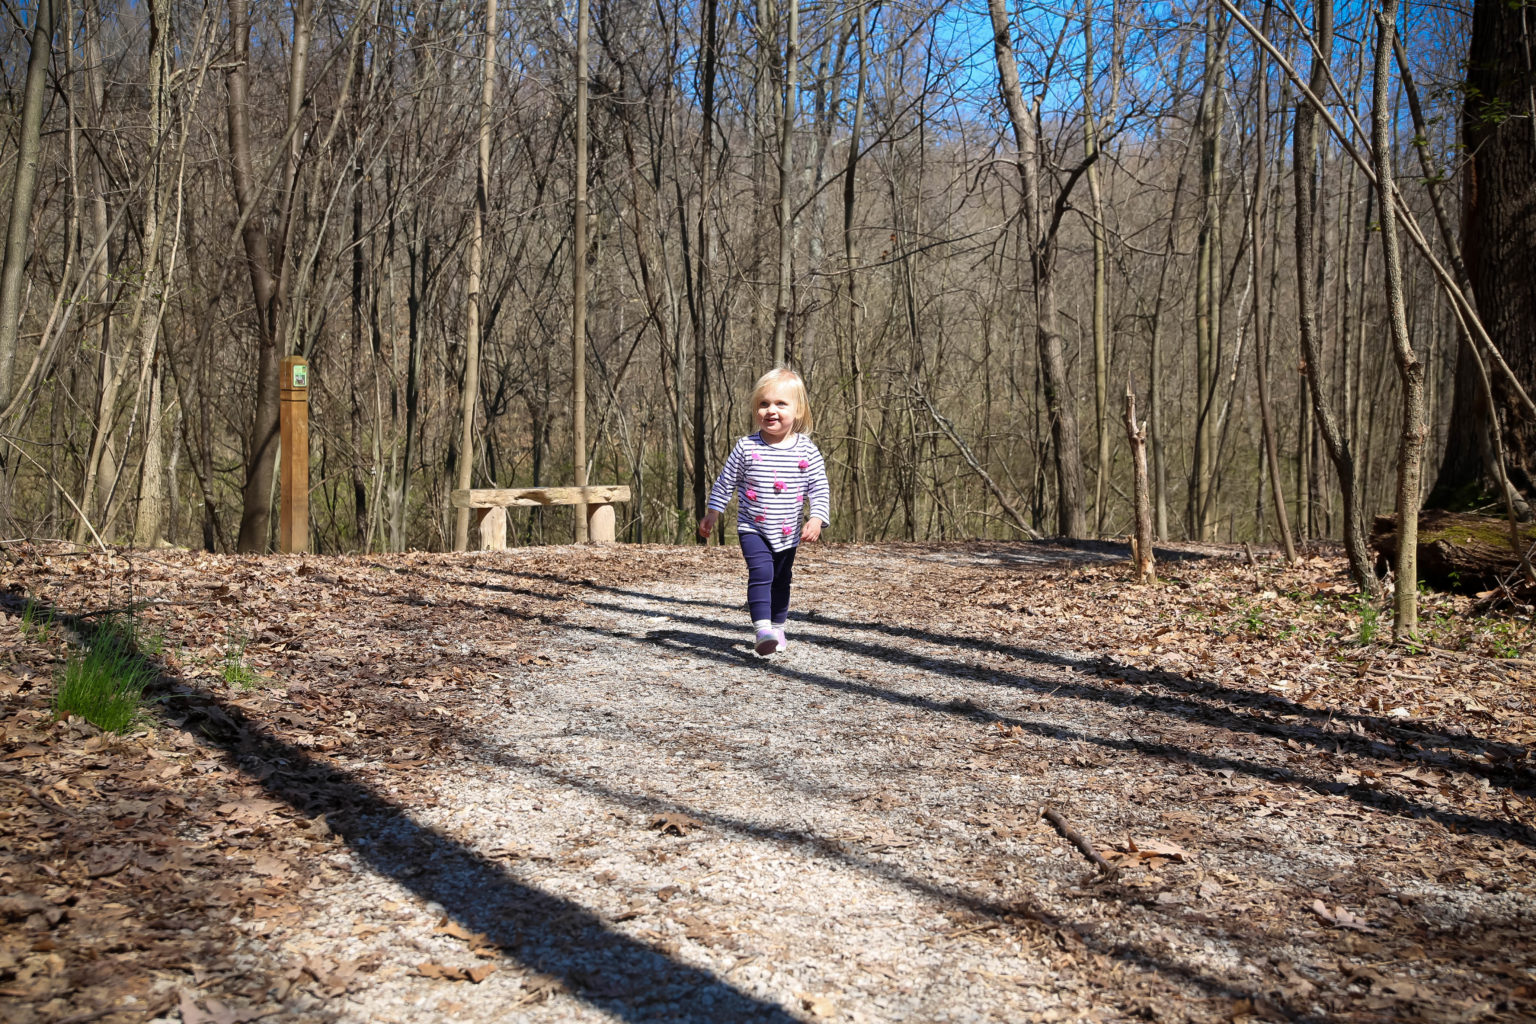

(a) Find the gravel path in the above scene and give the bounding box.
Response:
[242,546,1533,1024]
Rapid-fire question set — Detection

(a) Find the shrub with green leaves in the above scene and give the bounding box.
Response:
[53,617,158,734]
[1354,595,1381,645]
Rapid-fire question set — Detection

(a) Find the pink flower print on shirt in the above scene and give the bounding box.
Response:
[750,452,762,461]
[745,488,757,501]
[755,514,766,523]
[773,479,785,492]
[798,459,809,471]
[782,525,793,536]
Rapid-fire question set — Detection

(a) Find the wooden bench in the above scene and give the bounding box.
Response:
[450,486,631,548]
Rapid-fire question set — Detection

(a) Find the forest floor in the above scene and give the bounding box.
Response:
[3,539,1535,1024]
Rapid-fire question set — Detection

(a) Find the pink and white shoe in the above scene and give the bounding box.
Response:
[754,627,781,656]
[772,626,788,652]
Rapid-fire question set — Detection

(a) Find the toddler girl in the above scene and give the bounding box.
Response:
[699,367,831,655]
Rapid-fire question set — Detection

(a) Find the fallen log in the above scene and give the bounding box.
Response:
[1370,510,1536,594]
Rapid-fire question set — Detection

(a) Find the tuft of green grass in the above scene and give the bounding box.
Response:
[221,628,260,689]
[20,598,55,641]
[53,616,158,733]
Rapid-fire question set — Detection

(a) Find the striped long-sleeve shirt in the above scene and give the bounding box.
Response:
[707,433,831,552]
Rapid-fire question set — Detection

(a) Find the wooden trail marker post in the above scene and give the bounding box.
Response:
[279,356,310,553]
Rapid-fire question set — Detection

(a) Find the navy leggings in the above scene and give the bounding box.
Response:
[739,531,797,625]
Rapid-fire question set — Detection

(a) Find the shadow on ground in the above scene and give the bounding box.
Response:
[24,598,797,1024]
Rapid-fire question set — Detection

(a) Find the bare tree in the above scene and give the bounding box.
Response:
[988,0,1087,538]
[1291,0,1376,592]
[572,0,592,541]
[1248,0,1296,561]
[0,0,60,421]
[454,0,499,550]
[1370,0,1426,636]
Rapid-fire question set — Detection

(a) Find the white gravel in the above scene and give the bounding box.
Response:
[231,546,1534,1024]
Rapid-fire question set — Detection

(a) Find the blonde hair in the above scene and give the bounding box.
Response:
[749,366,812,434]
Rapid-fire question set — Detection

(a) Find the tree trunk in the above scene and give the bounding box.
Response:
[0,0,58,424]
[690,0,718,541]
[571,0,590,542]
[1125,383,1155,583]
[1084,0,1111,537]
[771,0,801,367]
[130,0,176,550]
[227,0,284,552]
[1249,0,1296,562]
[454,0,498,550]
[74,19,125,547]
[1371,511,1535,594]
[1428,0,1536,510]
[1293,0,1377,592]
[988,0,1086,538]
[844,0,872,542]
[1191,5,1226,542]
[349,40,368,551]
[1371,0,1427,639]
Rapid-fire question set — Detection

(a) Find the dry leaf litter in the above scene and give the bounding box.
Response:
[2,541,1534,1023]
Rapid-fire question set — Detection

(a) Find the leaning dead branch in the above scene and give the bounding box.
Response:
[914,386,1043,541]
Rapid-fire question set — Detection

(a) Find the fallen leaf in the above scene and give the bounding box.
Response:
[418,961,496,983]
[218,798,284,824]
[798,991,837,1018]
[251,854,290,879]
[1311,899,1375,933]
[179,990,217,1024]
[649,813,704,836]
[0,896,53,920]
[433,919,478,941]
[83,845,134,878]
[1104,836,1189,869]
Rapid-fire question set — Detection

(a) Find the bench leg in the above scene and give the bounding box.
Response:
[475,506,508,550]
[587,503,616,544]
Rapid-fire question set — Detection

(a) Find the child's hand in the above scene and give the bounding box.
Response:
[802,518,823,543]
[698,510,719,538]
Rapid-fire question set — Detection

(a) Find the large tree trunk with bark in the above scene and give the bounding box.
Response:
[227,0,283,552]
[1428,0,1536,511]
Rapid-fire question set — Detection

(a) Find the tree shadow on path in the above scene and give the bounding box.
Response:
[554,604,1536,850]
[34,599,799,1024]
[449,697,1299,1018]
[485,565,1532,798]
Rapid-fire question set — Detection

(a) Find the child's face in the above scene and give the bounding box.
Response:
[754,380,799,442]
